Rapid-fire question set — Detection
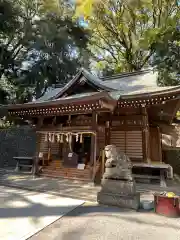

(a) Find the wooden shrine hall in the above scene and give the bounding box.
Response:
[7,68,180,184]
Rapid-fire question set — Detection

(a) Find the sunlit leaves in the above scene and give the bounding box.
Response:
[81,0,179,74]
[75,0,93,19]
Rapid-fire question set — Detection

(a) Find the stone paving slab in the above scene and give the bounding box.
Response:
[0,172,180,202]
[30,202,180,240]
[0,186,84,240]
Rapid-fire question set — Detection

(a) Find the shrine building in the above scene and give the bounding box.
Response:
[7,68,180,183]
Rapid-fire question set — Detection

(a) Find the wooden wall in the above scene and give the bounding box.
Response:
[96,128,105,158]
[110,130,143,161]
[39,133,48,153]
[149,126,162,162]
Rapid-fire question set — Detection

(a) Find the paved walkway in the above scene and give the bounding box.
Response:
[1,171,180,240]
[0,170,180,202]
[0,185,84,240]
[30,202,180,240]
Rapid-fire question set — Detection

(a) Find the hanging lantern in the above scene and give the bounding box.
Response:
[45,133,48,142]
[80,134,83,143]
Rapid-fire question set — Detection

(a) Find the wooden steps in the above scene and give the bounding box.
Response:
[40,160,92,181]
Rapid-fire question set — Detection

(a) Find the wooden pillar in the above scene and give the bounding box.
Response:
[105,114,111,146]
[33,132,41,177]
[32,117,43,176]
[37,117,44,128]
[67,115,71,126]
[142,107,151,163]
[157,126,162,162]
[91,111,98,180]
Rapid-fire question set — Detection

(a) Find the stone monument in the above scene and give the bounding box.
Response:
[97,145,140,210]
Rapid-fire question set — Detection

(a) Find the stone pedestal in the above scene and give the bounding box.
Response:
[101,179,136,194]
[98,145,140,210]
[97,191,140,210]
[97,179,140,210]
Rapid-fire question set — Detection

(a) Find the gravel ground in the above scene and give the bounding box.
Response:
[30,202,180,240]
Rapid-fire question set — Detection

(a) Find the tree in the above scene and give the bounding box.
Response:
[16,15,90,100]
[153,29,180,86]
[0,89,9,104]
[0,0,90,103]
[75,0,179,74]
[0,0,37,79]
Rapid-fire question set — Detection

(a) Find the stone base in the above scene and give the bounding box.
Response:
[97,191,140,210]
[101,179,136,195]
[103,168,133,181]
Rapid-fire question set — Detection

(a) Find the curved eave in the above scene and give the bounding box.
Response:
[120,86,180,100]
[8,92,117,116]
[117,86,180,109]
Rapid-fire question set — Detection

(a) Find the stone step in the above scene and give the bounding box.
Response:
[44,166,91,172]
[40,173,92,182]
[41,169,92,181]
[42,169,91,178]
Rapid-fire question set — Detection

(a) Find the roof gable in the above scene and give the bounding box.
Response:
[35,68,180,103]
[51,68,114,99]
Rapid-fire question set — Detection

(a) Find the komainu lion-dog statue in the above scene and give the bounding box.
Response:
[97,145,140,210]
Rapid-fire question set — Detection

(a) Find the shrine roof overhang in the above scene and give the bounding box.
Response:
[7,92,117,117]
[115,85,180,108]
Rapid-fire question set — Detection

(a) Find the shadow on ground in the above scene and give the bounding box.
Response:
[0,193,179,232]
[0,171,180,203]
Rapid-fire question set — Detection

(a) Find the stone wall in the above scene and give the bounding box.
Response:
[0,126,36,168]
[163,149,180,176]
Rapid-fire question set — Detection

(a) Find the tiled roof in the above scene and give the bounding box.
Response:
[100,69,179,95]
[33,68,180,103]
[33,87,62,102]
[101,70,158,92]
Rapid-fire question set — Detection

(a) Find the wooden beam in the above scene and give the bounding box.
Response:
[111,126,143,131]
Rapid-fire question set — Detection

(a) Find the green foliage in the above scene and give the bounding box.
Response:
[78,0,179,75]
[0,0,90,103]
[153,29,180,86]
[0,88,9,104]
[13,14,90,100]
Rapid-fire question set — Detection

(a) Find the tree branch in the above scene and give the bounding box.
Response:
[90,40,118,63]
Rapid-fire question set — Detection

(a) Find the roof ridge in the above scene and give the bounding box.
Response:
[101,68,153,81]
